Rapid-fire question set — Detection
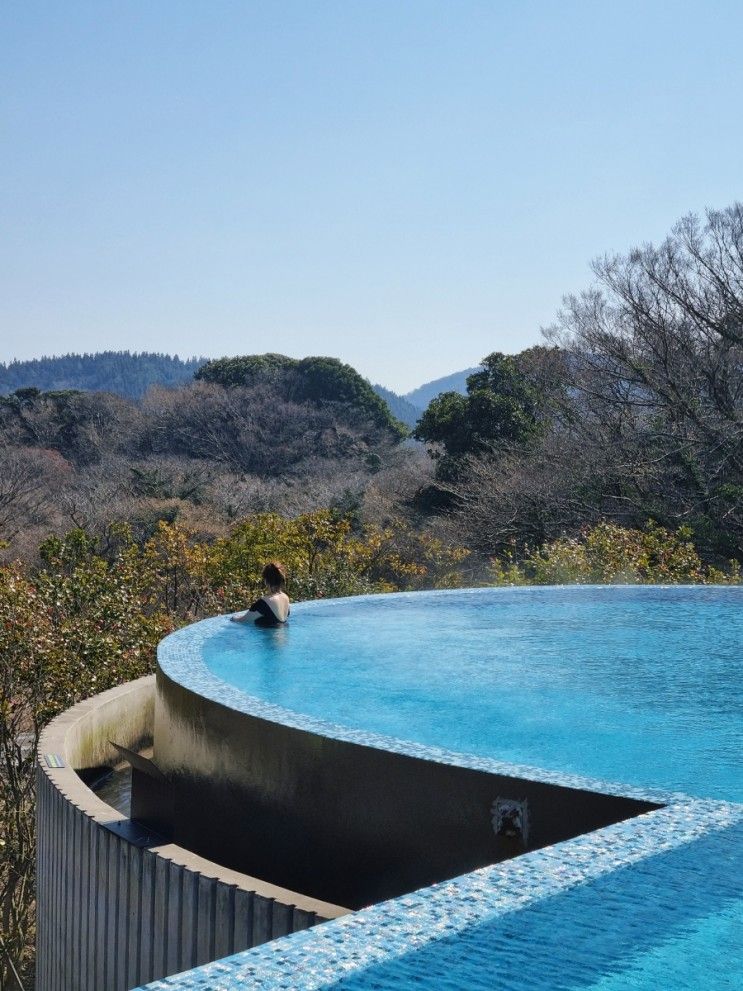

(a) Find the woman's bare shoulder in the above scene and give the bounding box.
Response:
[264,591,290,619]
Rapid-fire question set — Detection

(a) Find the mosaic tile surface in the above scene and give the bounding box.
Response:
[137,799,742,990]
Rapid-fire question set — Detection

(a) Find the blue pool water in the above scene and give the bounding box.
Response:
[203,585,742,802]
[331,821,743,991]
[144,585,743,991]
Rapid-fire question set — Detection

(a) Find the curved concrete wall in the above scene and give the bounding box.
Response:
[36,677,346,991]
[155,666,658,910]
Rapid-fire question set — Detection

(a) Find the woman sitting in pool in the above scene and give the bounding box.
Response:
[230,561,290,627]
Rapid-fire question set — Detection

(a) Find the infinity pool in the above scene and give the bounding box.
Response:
[203,585,742,802]
[144,585,742,991]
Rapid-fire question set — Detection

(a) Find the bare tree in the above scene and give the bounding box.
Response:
[139,382,395,477]
[0,446,71,544]
[547,204,743,557]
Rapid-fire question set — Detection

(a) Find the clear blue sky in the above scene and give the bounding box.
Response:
[1,1,741,393]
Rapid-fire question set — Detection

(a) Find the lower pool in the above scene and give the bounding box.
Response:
[203,585,742,802]
[330,819,742,991]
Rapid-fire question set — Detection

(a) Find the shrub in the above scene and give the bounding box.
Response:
[491,521,741,586]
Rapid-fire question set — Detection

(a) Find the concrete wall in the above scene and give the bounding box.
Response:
[155,668,660,910]
[36,677,346,991]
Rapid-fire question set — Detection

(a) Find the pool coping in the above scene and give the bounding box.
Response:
[142,586,743,990]
[139,798,742,990]
[157,584,740,807]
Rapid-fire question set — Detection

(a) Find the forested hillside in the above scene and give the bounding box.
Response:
[0,351,206,398]
[0,349,482,425]
[1,207,741,573]
[194,354,407,438]
[404,366,481,409]
[2,205,742,985]
[0,349,480,429]
[371,383,421,428]
[0,353,418,562]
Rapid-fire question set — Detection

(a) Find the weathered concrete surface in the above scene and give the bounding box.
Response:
[36,677,346,991]
[155,667,659,910]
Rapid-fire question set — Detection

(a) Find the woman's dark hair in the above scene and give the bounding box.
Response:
[262,561,286,588]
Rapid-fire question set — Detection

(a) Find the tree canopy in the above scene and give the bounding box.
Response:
[437,205,743,562]
[551,203,743,558]
[413,349,553,481]
[0,351,205,399]
[196,354,407,439]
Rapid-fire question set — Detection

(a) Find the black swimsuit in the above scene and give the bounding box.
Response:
[250,598,289,628]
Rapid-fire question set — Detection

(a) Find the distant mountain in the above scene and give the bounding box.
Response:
[370,384,421,429]
[0,351,206,399]
[0,350,481,428]
[403,367,481,410]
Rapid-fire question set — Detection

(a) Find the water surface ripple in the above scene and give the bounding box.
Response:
[203,585,742,802]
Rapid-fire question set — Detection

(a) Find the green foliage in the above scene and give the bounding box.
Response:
[194,353,295,388]
[293,357,404,435]
[35,528,172,715]
[490,521,742,586]
[0,534,169,986]
[0,351,205,399]
[0,569,49,984]
[207,510,469,605]
[7,386,41,404]
[414,351,543,481]
[414,391,469,452]
[196,353,407,439]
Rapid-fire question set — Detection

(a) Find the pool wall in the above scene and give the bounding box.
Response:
[35,677,346,991]
[155,642,657,909]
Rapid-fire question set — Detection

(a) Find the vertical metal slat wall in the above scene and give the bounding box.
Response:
[35,765,321,991]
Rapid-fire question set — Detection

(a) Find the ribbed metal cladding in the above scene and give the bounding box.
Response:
[35,763,324,991]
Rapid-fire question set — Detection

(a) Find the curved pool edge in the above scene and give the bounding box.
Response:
[157,587,728,807]
[35,676,348,991]
[144,586,743,991]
